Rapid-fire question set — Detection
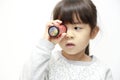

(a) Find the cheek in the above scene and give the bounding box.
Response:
[76,34,90,47]
[76,32,90,41]
[81,38,89,47]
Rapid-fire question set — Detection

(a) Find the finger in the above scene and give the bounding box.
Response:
[52,20,62,26]
[46,21,54,27]
[55,20,62,24]
[58,33,66,42]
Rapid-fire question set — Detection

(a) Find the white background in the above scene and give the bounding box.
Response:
[0,0,120,80]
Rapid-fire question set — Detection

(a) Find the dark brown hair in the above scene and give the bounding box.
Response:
[52,0,97,55]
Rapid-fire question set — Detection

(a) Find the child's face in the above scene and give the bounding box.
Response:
[59,23,92,55]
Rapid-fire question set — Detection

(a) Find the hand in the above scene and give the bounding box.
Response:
[43,20,66,44]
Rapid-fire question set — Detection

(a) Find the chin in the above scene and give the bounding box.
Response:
[64,51,78,55]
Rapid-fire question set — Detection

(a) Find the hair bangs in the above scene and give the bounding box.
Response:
[53,0,97,27]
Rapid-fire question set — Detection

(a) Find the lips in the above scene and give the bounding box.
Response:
[66,43,75,48]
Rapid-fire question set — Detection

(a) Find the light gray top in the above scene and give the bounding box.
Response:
[20,39,113,80]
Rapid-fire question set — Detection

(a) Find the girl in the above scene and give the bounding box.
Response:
[21,0,113,80]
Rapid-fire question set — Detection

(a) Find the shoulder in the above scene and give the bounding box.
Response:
[91,55,113,79]
[92,55,111,70]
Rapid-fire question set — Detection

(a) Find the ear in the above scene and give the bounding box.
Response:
[90,26,99,39]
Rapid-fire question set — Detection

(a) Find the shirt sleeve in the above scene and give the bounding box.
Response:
[20,39,55,80]
[105,68,113,80]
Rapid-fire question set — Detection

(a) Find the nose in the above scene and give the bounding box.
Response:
[66,29,74,39]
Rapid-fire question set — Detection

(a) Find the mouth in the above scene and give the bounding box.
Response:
[65,43,75,48]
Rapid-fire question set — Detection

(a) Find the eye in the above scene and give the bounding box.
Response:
[74,27,81,30]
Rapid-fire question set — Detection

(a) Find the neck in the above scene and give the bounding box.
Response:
[62,50,92,61]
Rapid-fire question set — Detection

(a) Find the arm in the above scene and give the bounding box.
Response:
[20,20,66,80]
[20,39,55,80]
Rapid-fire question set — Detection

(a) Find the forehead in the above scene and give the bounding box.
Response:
[59,12,83,24]
[72,13,83,24]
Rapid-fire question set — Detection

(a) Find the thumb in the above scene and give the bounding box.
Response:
[50,33,66,44]
[58,33,66,42]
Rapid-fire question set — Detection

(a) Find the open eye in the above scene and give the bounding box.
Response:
[74,27,81,30]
